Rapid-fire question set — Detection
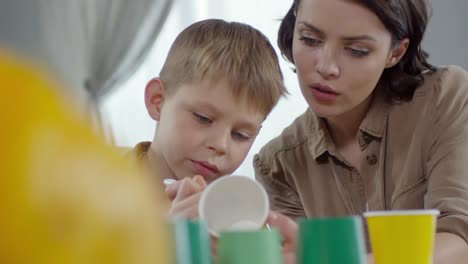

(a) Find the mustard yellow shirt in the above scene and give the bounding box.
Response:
[128,141,167,197]
[254,66,468,244]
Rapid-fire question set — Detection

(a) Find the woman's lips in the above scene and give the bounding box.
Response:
[309,83,339,102]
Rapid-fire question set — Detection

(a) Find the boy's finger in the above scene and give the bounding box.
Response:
[166,176,206,202]
[172,178,202,203]
[171,192,201,213]
[193,175,208,189]
[165,180,183,201]
[173,178,196,203]
[170,206,200,219]
[169,193,202,219]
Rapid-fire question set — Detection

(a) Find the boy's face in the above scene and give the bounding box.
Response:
[146,78,265,183]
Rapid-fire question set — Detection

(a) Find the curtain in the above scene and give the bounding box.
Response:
[0,0,173,138]
[38,0,173,103]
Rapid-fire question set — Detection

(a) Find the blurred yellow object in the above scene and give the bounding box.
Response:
[0,51,171,264]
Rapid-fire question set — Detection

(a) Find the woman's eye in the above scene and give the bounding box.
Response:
[232,131,250,142]
[299,36,321,46]
[193,112,212,124]
[346,47,370,57]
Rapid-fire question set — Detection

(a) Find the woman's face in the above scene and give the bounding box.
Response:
[292,0,397,120]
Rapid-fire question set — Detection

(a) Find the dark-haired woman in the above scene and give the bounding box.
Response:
[260,0,468,263]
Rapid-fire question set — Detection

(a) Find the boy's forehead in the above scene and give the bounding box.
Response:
[177,77,236,100]
[176,80,266,127]
[203,79,267,115]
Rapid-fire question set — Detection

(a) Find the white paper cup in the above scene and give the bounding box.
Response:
[199,175,269,237]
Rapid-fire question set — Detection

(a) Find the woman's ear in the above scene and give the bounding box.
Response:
[385,38,410,68]
[144,78,166,121]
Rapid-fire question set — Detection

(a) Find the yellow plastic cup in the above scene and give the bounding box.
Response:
[364,209,439,264]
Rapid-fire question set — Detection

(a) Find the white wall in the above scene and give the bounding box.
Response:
[423,0,468,69]
[102,0,468,178]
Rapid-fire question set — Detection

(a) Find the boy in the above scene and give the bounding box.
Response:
[130,19,286,217]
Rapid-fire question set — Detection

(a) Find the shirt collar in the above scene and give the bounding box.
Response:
[359,87,391,138]
[308,87,391,161]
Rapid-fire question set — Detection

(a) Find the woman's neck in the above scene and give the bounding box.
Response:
[326,94,373,147]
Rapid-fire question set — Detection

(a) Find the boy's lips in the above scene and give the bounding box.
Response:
[190,160,220,179]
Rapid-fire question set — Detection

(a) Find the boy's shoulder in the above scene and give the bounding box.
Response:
[125,141,152,161]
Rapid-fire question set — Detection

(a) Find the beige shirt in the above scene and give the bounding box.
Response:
[254,66,468,244]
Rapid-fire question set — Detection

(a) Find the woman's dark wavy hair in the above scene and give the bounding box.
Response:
[278,0,437,102]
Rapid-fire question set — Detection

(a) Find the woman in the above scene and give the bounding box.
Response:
[257,0,468,263]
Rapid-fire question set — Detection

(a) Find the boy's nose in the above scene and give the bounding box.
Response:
[207,131,229,155]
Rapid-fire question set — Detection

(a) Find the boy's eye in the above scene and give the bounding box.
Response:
[299,36,321,46]
[345,47,370,57]
[193,112,212,124]
[232,131,250,142]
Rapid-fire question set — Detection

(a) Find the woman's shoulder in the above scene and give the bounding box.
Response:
[256,109,318,164]
[402,65,468,114]
[410,65,468,129]
[418,65,468,96]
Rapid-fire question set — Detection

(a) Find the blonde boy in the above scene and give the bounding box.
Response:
[130,19,286,216]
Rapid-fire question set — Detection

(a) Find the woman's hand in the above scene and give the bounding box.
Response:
[266,211,298,264]
[165,175,207,219]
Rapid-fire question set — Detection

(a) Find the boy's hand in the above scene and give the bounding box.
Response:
[165,175,207,219]
[165,175,207,201]
[266,211,298,264]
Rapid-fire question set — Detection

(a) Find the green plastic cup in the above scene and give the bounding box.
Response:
[218,229,282,264]
[171,219,212,264]
[297,216,366,264]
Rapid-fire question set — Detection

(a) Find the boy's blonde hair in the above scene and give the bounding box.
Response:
[160,19,287,116]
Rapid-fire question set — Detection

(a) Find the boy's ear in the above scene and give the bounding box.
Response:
[385,38,409,68]
[144,78,166,121]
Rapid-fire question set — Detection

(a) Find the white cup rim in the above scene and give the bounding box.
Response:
[363,209,440,217]
[199,175,269,237]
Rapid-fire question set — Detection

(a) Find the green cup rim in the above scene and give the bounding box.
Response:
[219,228,278,236]
[298,215,361,223]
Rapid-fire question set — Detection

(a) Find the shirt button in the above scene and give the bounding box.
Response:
[366,154,378,165]
[362,133,372,143]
